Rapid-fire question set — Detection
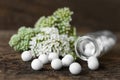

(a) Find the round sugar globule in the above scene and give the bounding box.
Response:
[87,56,99,70]
[38,54,48,64]
[48,52,59,61]
[21,51,32,61]
[51,58,62,70]
[69,62,82,75]
[62,55,74,67]
[108,38,116,46]
[64,54,74,61]
[84,42,95,56]
[31,59,43,70]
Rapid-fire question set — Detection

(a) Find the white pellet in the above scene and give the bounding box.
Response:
[31,59,43,70]
[21,51,32,61]
[69,62,82,75]
[108,38,116,46]
[38,54,48,64]
[64,54,74,61]
[96,38,103,51]
[87,56,99,70]
[84,42,95,56]
[62,56,74,67]
[48,52,59,61]
[51,59,62,70]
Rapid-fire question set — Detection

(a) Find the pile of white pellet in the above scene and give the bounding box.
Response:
[21,51,99,75]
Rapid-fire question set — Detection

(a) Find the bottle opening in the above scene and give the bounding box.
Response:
[75,36,100,61]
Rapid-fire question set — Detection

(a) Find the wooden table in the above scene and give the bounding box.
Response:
[0,30,120,80]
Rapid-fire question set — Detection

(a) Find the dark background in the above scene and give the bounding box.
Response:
[0,0,120,32]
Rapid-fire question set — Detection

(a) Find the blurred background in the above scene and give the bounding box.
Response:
[0,0,120,32]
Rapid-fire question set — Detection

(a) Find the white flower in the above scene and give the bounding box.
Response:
[29,41,36,46]
[50,34,59,40]
[29,27,75,57]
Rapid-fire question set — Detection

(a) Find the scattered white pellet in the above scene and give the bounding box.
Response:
[31,59,43,70]
[51,59,62,70]
[96,38,103,51]
[48,52,59,61]
[21,51,32,61]
[62,56,74,67]
[102,40,110,51]
[108,38,116,46]
[84,42,95,56]
[87,56,99,70]
[69,62,82,75]
[64,54,74,61]
[38,54,48,64]
[100,36,108,41]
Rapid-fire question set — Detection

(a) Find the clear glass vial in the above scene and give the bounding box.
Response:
[75,30,117,61]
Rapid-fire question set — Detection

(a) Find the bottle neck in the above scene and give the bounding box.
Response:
[75,36,101,61]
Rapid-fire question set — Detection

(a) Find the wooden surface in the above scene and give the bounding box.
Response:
[0,30,120,80]
[0,0,120,32]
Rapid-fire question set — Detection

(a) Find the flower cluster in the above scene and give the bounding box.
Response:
[53,7,73,23]
[9,7,77,59]
[9,27,41,51]
[29,27,76,57]
[35,7,76,37]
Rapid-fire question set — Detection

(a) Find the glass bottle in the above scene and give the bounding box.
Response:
[75,30,117,61]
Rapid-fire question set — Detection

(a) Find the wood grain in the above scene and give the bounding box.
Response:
[0,30,120,80]
[0,0,120,31]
